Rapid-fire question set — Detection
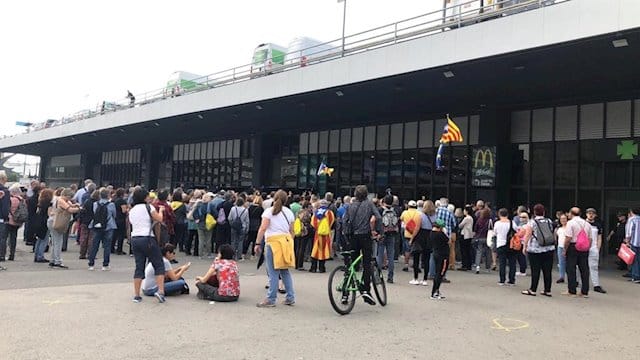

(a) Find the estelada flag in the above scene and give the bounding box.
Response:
[439,115,464,143]
[317,162,334,176]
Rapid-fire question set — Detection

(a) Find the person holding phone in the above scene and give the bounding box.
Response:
[142,243,191,297]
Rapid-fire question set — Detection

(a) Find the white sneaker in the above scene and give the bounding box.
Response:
[88,266,95,271]
[420,280,429,286]
[475,266,480,274]
[498,282,505,286]
[409,279,420,285]
[101,266,110,271]
[516,272,526,277]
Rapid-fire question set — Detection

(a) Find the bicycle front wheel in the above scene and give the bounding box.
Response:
[328,265,356,315]
[372,264,387,306]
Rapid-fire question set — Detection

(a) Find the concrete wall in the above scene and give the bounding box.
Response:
[2,0,639,150]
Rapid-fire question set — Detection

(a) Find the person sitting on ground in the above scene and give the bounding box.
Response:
[195,244,240,302]
[141,243,191,297]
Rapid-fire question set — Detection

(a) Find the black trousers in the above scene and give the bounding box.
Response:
[186,229,198,256]
[566,243,590,295]
[173,223,187,251]
[350,234,373,292]
[215,224,230,253]
[460,238,473,269]
[295,235,311,269]
[412,248,431,280]
[432,254,449,296]
[112,223,126,253]
[497,246,517,284]
[528,250,554,293]
[244,230,258,256]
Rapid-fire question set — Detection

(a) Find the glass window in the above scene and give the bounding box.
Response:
[377,125,389,150]
[351,152,363,184]
[318,131,329,154]
[194,143,201,160]
[329,130,340,153]
[340,129,351,153]
[579,103,604,140]
[553,189,574,215]
[308,156,318,188]
[452,116,468,146]
[531,108,553,142]
[213,141,220,159]
[531,143,552,186]
[375,151,389,189]
[187,144,194,160]
[555,141,577,188]
[419,120,434,148]
[634,162,640,188]
[178,145,184,161]
[298,156,308,189]
[530,189,551,209]
[404,122,418,149]
[352,127,363,152]
[606,100,631,138]
[580,141,602,187]
[339,152,351,186]
[403,149,417,187]
[469,115,480,145]
[241,158,253,187]
[434,119,446,145]
[417,148,433,186]
[204,142,211,159]
[363,126,375,151]
[511,144,529,186]
[555,105,577,141]
[363,152,375,189]
[226,140,234,159]
[309,132,318,154]
[578,190,601,214]
[327,153,338,190]
[299,133,309,155]
[451,147,467,185]
[605,162,630,187]
[511,188,528,208]
[389,150,403,185]
[390,123,403,150]
[234,139,241,158]
[511,110,530,143]
[635,100,640,136]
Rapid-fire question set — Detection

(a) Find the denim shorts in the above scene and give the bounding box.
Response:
[131,236,164,279]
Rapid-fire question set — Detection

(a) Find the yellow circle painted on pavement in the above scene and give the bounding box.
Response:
[491,318,530,332]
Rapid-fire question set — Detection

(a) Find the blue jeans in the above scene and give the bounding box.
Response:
[557,246,566,280]
[89,229,113,267]
[265,244,295,304]
[143,278,186,296]
[34,232,49,261]
[376,233,396,281]
[631,245,640,281]
[230,230,245,260]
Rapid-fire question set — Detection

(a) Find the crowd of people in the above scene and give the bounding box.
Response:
[1,174,639,305]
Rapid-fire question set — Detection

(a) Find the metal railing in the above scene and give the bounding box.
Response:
[15,0,565,138]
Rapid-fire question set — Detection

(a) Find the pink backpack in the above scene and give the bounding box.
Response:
[575,229,590,252]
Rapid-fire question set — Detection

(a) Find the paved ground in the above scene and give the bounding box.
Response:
[1,240,639,360]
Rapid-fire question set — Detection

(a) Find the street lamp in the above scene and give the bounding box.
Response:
[338,0,347,56]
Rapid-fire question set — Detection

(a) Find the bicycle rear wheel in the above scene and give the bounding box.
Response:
[328,265,356,315]
[372,264,387,306]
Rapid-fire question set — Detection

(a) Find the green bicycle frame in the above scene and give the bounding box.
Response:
[342,253,364,292]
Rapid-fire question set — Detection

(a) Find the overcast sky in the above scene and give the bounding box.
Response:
[0,0,444,137]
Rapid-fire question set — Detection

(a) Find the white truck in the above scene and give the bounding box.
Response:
[250,43,287,77]
[164,71,209,97]
[284,37,335,67]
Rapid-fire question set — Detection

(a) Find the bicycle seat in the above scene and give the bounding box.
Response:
[337,250,356,256]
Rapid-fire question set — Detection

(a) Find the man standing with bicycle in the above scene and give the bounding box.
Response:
[342,185,381,305]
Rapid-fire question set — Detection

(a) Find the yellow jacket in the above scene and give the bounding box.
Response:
[266,233,295,269]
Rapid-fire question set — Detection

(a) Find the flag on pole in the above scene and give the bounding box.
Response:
[317,161,334,176]
[436,114,464,170]
[439,114,464,143]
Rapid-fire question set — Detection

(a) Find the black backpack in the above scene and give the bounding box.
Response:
[93,202,109,229]
[231,208,246,233]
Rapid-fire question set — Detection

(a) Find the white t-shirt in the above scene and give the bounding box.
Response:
[142,258,171,290]
[565,217,591,244]
[261,206,294,238]
[129,204,156,237]
[493,220,513,248]
[589,225,599,251]
[556,227,566,248]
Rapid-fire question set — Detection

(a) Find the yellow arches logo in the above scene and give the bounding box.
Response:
[474,149,494,168]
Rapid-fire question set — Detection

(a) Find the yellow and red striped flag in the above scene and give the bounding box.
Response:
[439,115,464,143]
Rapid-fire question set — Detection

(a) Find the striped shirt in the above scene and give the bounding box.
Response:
[626,215,640,247]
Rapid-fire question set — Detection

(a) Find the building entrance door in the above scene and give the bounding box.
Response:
[603,192,639,265]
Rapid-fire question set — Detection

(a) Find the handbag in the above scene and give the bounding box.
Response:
[52,205,72,233]
[145,204,163,245]
[618,243,636,265]
[486,220,496,248]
